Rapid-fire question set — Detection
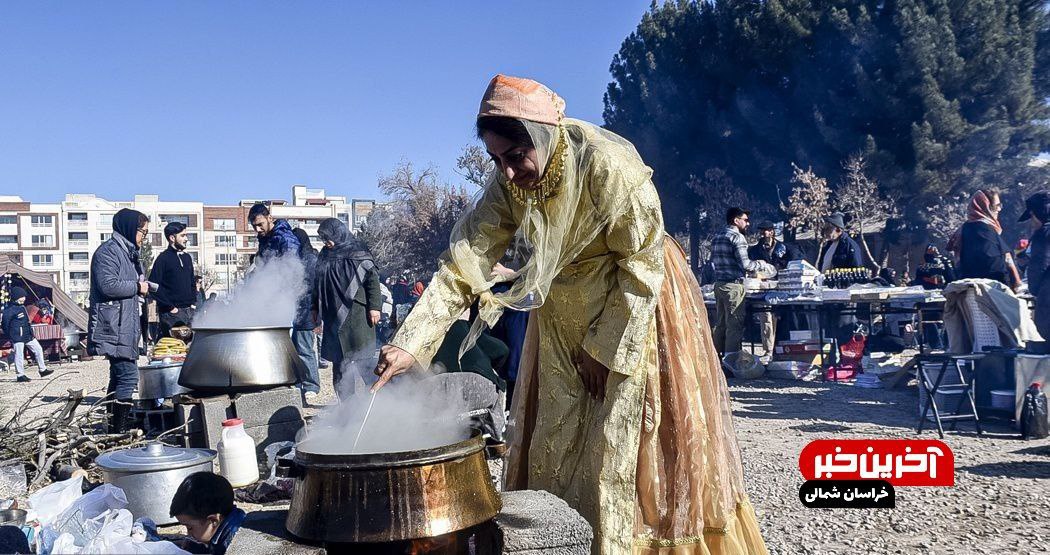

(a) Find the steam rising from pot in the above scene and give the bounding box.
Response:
[193,255,306,328]
[300,360,495,455]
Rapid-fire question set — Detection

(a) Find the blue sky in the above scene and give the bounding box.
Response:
[0,1,652,204]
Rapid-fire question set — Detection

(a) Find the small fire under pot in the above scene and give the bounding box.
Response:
[277,431,502,553]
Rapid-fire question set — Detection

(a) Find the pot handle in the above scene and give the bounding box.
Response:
[484,440,507,460]
[275,458,301,479]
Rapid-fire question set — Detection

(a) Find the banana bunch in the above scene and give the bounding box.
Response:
[154,337,188,356]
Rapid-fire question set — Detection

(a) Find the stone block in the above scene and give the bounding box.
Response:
[173,394,234,449]
[496,490,592,554]
[232,387,304,428]
[227,508,324,555]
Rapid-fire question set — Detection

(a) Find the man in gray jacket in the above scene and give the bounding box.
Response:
[88,208,150,433]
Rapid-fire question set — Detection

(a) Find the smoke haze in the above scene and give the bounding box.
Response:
[299,360,482,455]
[193,255,306,328]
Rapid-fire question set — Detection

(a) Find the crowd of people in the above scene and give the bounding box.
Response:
[73,198,522,427]
[38,74,1050,555]
[706,187,1050,366]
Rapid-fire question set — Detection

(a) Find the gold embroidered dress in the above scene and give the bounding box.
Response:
[389,75,766,555]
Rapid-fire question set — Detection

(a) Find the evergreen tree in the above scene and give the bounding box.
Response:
[605,0,1050,241]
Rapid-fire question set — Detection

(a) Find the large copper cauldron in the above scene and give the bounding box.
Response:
[177,326,302,392]
[279,432,501,543]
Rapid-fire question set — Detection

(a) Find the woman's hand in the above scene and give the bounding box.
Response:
[573,349,609,402]
[372,344,418,392]
[368,310,381,327]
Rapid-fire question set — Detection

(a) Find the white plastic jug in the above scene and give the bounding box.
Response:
[217,418,259,487]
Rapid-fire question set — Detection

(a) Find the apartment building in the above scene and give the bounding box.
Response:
[0,187,377,304]
[0,197,64,285]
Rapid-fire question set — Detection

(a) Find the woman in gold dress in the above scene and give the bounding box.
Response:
[374,75,767,555]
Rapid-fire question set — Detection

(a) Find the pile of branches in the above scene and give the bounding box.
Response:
[0,372,144,490]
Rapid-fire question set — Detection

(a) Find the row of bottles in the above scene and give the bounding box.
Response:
[823,267,872,289]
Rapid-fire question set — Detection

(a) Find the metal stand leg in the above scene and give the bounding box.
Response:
[918,358,950,439]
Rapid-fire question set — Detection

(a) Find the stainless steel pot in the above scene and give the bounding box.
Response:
[178,326,303,392]
[281,432,501,543]
[0,509,27,527]
[138,361,190,399]
[95,443,216,525]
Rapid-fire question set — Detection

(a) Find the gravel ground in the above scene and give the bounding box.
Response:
[733,377,1050,555]
[4,359,1050,554]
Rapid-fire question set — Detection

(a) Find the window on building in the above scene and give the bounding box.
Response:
[185,233,198,246]
[31,215,53,227]
[67,212,88,221]
[68,232,88,242]
[100,214,114,227]
[215,235,236,247]
[152,233,163,247]
[188,252,199,265]
[337,213,350,226]
[32,254,53,266]
[246,236,258,249]
[100,233,112,242]
[213,218,235,231]
[0,215,16,225]
[0,235,16,244]
[70,271,89,280]
[31,234,54,247]
[214,253,238,265]
[68,252,89,262]
[160,214,190,226]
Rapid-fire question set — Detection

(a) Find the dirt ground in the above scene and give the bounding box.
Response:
[734,378,1050,555]
[3,358,1049,555]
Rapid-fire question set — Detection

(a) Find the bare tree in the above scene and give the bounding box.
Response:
[785,164,832,234]
[922,193,969,244]
[833,155,897,271]
[358,160,472,278]
[784,164,832,263]
[688,168,773,262]
[199,268,221,293]
[455,144,494,188]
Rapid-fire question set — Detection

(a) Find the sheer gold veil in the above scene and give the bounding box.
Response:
[450,115,654,360]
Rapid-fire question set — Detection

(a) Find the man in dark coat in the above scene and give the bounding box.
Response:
[149,221,197,338]
[1020,192,1050,339]
[290,227,321,400]
[818,213,864,271]
[816,213,864,364]
[248,203,300,261]
[747,221,792,270]
[911,245,956,290]
[2,286,51,382]
[89,208,150,432]
[315,218,383,396]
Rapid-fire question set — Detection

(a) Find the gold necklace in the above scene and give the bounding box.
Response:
[505,125,568,206]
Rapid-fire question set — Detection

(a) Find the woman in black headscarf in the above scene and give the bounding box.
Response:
[315,218,383,394]
[88,208,150,432]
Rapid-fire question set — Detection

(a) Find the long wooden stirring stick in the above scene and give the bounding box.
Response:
[352,390,378,452]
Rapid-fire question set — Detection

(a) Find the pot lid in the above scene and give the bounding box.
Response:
[141,360,183,369]
[96,443,215,473]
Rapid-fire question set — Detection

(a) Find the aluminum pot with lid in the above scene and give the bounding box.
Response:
[137,361,190,399]
[95,443,216,525]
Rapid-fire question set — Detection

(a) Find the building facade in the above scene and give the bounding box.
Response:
[0,187,375,305]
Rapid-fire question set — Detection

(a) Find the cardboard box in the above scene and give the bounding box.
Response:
[774,340,821,355]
